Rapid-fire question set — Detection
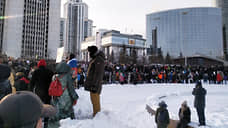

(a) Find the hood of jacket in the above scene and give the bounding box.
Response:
[95,51,105,61]
[56,62,71,74]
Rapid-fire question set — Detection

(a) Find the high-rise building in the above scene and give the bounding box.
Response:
[0,0,6,53]
[146,7,223,58]
[215,0,228,60]
[64,0,88,59]
[84,19,93,39]
[2,0,60,59]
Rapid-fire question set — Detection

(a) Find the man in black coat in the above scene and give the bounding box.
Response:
[30,59,54,128]
[0,64,12,100]
[192,81,207,126]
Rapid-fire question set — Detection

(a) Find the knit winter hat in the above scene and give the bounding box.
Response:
[88,46,98,55]
[0,91,56,127]
[37,59,46,68]
[159,100,167,108]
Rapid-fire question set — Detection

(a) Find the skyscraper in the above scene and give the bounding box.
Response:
[0,0,5,53]
[64,0,88,59]
[2,0,60,59]
[84,19,93,39]
[215,0,228,60]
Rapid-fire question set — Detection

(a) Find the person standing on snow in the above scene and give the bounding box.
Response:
[48,62,78,128]
[192,81,207,126]
[30,59,54,128]
[84,46,105,117]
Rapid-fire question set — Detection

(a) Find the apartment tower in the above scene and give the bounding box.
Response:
[2,0,60,59]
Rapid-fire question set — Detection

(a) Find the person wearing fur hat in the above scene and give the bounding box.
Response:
[84,45,105,117]
[30,59,54,128]
[155,101,170,128]
[177,101,191,128]
[192,81,207,126]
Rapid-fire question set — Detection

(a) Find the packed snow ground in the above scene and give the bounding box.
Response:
[60,84,228,128]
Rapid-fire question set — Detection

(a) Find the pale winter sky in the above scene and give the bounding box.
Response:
[61,0,214,37]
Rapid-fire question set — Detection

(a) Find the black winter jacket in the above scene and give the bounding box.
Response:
[178,107,191,123]
[15,75,29,91]
[0,64,12,100]
[30,66,54,104]
[155,107,170,125]
[192,87,207,108]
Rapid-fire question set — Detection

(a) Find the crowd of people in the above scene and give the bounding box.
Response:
[103,64,228,85]
[0,45,105,128]
[0,45,223,128]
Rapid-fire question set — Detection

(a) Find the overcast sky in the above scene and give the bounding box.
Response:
[61,0,214,37]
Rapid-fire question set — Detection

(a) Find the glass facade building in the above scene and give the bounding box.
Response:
[215,0,228,59]
[146,7,223,58]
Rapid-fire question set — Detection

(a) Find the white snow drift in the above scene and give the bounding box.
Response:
[60,84,228,128]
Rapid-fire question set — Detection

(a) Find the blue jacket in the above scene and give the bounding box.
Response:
[67,58,77,68]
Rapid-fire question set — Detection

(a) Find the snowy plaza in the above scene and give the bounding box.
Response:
[60,84,228,128]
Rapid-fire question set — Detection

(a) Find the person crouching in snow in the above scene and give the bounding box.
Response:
[155,101,170,128]
[177,101,191,128]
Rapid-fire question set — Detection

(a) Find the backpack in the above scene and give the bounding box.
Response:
[49,75,66,97]
[157,109,167,124]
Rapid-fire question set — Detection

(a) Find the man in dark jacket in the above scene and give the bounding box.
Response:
[84,46,105,117]
[30,59,54,128]
[0,64,12,100]
[192,81,207,126]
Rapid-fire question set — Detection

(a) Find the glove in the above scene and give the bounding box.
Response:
[73,100,77,105]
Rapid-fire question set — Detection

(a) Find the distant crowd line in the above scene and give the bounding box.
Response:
[103,64,228,85]
[1,58,228,87]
